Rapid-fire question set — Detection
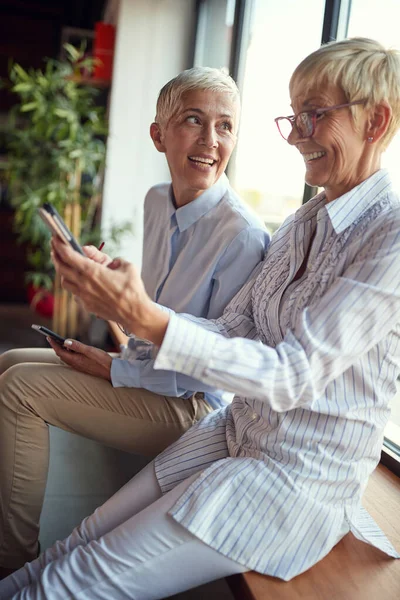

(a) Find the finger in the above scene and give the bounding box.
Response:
[51,248,82,286]
[46,338,76,363]
[46,337,64,355]
[53,249,97,290]
[52,346,82,369]
[56,265,82,289]
[51,236,69,261]
[60,287,99,317]
[63,339,93,356]
[83,245,105,262]
[51,244,70,271]
[83,245,98,258]
[61,277,84,297]
[107,258,122,270]
[53,237,91,272]
[83,245,113,267]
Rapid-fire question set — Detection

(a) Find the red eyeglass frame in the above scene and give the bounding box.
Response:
[274,99,366,140]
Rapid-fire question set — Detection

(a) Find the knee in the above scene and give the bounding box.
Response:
[0,364,33,411]
[0,349,27,375]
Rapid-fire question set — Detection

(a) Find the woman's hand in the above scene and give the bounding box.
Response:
[51,236,169,346]
[83,245,113,267]
[47,338,112,380]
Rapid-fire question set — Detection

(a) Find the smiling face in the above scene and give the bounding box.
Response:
[150,89,238,206]
[288,82,380,203]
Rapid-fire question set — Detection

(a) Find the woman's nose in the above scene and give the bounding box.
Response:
[287,124,299,145]
[199,125,218,148]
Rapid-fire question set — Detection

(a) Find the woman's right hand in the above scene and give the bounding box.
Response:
[51,236,170,347]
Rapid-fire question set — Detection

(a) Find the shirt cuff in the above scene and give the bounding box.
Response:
[155,302,174,316]
[110,357,141,388]
[154,313,219,381]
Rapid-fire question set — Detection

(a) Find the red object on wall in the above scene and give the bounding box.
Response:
[93,22,116,81]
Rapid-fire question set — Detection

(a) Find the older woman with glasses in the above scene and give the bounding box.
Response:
[2,37,400,600]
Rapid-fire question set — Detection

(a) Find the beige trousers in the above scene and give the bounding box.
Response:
[0,348,212,569]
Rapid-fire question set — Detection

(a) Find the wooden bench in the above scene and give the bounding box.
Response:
[227,464,400,600]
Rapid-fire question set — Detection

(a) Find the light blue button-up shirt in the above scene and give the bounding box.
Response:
[111,174,270,408]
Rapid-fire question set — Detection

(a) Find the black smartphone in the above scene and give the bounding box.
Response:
[38,203,85,255]
[31,324,66,345]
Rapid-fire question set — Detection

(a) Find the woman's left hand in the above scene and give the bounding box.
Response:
[47,337,112,381]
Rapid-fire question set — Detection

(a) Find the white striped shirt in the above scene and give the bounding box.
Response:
[154,169,400,580]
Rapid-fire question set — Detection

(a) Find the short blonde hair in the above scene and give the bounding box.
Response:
[155,66,240,129]
[289,37,400,149]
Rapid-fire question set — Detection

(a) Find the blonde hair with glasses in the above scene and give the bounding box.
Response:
[290,37,400,149]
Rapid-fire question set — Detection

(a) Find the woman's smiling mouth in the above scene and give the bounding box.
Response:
[303,151,326,162]
[188,155,217,167]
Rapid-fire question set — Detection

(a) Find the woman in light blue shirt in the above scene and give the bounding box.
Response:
[0,67,268,576]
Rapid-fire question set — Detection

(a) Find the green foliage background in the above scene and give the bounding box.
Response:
[5,44,111,289]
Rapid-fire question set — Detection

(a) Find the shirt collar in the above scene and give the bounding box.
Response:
[325,169,393,233]
[169,173,229,232]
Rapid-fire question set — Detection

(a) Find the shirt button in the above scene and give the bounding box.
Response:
[252,413,258,421]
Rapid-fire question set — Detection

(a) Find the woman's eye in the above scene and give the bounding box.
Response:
[315,111,325,121]
[186,115,201,124]
[220,121,233,131]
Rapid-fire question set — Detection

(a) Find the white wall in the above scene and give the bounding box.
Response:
[101,0,196,266]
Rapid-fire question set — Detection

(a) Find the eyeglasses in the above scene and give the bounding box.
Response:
[274,100,365,141]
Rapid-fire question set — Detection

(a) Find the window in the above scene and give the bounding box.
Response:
[193,0,236,70]
[228,0,326,233]
[347,0,400,460]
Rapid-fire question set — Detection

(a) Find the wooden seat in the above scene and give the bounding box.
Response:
[227,464,400,600]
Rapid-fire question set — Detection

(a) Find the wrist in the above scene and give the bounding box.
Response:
[126,302,169,347]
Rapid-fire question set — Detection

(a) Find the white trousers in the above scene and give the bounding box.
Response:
[0,348,212,568]
[0,462,246,599]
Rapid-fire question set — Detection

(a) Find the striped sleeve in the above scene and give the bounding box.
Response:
[155,216,400,412]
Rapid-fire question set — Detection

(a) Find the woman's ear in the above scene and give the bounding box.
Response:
[366,101,392,144]
[150,122,166,153]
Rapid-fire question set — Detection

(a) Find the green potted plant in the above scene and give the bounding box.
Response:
[5,44,108,320]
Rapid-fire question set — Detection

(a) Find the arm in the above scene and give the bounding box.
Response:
[51,234,168,337]
[154,223,400,412]
[51,231,262,344]
[111,263,263,394]
[51,234,261,394]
